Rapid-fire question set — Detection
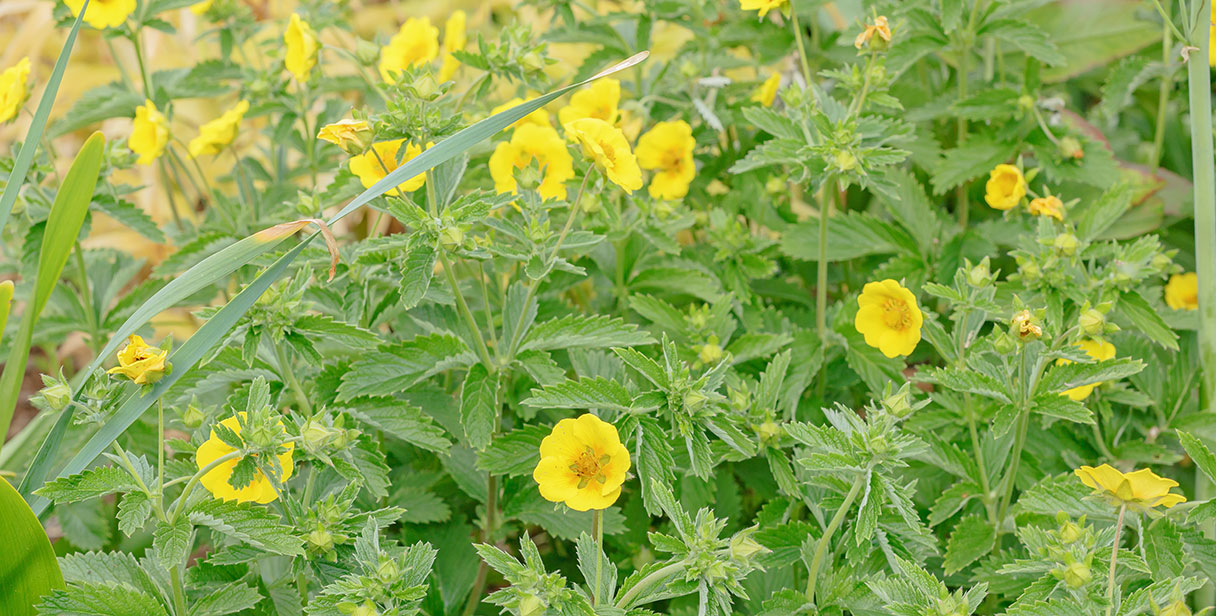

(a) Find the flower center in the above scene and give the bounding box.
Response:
[569,446,611,489]
[661,150,684,173]
[881,298,912,330]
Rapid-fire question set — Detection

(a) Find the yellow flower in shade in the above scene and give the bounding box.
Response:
[129,99,169,166]
[0,57,31,124]
[984,163,1026,211]
[1074,464,1185,512]
[739,0,788,18]
[107,335,169,385]
[64,0,136,29]
[558,78,621,127]
[636,120,696,200]
[854,16,893,49]
[532,414,631,511]
[438,10,467,83]
[348,139,429,195]
[197,413,295,504]
[1028,195,1064,221]
[378,17,439,82]
[317,119,373,154]
[489,124,574,200]
[1211,20,1216,67]
[189,100,249,157]
[1165,272,1199,311]
[751,71,781,107]
[566,118,643,193]
[854,279,923,358]
[1057,339,1117,401]
[491,97,551,131]
[284,13,321,82]
[191,0,213,14]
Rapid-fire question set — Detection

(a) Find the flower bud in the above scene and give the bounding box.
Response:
[302,419,335,451]
[354,39,380,66]
[440,226,465,251]
[376,558,399,585]
[1079,307,1105,337]
[869,435,890,456]
[1018,259,1041,284]
[729,529,766,562]
[412,73,439,100]
[756,421,781,443]
[1060,560,1092,588]
[1151,253,1173,273]
[1058,136,1084,159]
[182,403,205,429]
[697,341,723,365]
[520,51,545,73]
[40,379,72,411]
[1058,520,1084,544]
[1053,233,1079,256]
[966,257,993,288]
[519,595,546,616]
[306,527,335,552]
[832,149,857,172]
[1159,600,1192,616]
[350,602,380,616]
[1017,94,1036,112]
[992,330,1017,355]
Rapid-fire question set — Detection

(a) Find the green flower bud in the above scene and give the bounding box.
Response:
[966,257,993,288]
[520,51,545,72]
[729,528,767,562]
[833,149,858,172]
[698,341,724,364]
[756,421,781,443]
[376,558,399,585]
[1018,259,1042,284]
[1060,560,1092,588]
[992,330,1017,355]
[354,39,380,66]
[684,390,708,411]
[1053,233,1079,256]
[1151,253,1173,273]
[1058,136,1084,160]
[440,226,465,251]
[182,403,205,429]
[40,379,72,412]
[302,420,335,451]
[1159,600,1192,616]
[306,528,335,552]
[1079,307,1105,337]
[882,385,913,418]
[518,595,546,616]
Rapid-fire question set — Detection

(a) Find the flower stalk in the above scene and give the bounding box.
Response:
[805,470,866,604]
[1105,504,1127,616]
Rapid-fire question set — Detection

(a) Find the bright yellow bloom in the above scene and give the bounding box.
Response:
[854,279,923,358]
[189,100,249,157]
[197,413,295,505]
[0,57,31,124]
[533,414,631,511]
[1028,195,1064,221]
[1058,339,1117,401]
[489,124,574,200]
[1165,272,1199,311]
[191,0,213,14]
[558,79,621,127]
[984,163,1026,211]
[107,335,169,385]
[129,100,169,166]
[739,0,788,18]
[854,16,893,49]
[1075,464,1185,512]
[566,118,642,193]
[349,139,429,195]
[491,97,551,131]
[317,119,372,154]
[379,17,439,82]
[64,0,136,29]
[284,13,321,82]
[751,71,781,107]
[438,10,467,83]
[636,120,696,200]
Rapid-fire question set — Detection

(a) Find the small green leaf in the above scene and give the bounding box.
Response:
[943,515,995,575]
[460,363,498,450]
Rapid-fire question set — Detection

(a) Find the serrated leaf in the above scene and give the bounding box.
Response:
[338,334,474,400]
[292,314,379,348]
[116,492,153,537]
[460,363,498,450]
[522,377,634,412]
[154,517,192,567]
[1115,290,1179,351]
[1178,431,1216,486]
[36,466,139,504]
[943,515,995,575]
[348,397,451,454]
[1037,358,1144,395]
[521,315,654,352]
[400,242,437,310]
[38,584,169,616]
[92,194,166,243]
[979,18,1065,65]
[187,499,304,556]
[477,425,548,476]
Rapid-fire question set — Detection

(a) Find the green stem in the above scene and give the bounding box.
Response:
[169,449,246,523]
[593,509,604,606]
[1151,0,1190,44]
[1151,0,1174,169]
[814,183,831,398]
[791,6,813,85]
[614,562,685,609]
[956,40,970,228]
[427,172,494,370]
[1105,504,1127,616]
[995,348,1031,534]
[462,474,498,616]
[130,30,152,96]
[157,399,165,510]
[170,565,188,616]
[273,341,313,415]
[805,471,866,604]
[72,242,102,354]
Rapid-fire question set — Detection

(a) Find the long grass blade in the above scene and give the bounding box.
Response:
[0,280,12,349]
[0,478,63,615]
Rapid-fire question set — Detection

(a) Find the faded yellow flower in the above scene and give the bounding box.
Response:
[191,0,213,14]
[984,163,1026,211]
[751,71,781,107]
[379,17,439,82]
[438,10,467,83]
[489,123,574,200]
[349,139,429,195]
[317,119,372,154]
[1075,464,1185,511]
[566,118,642,193]
[636,120,696,200]
[854,279,923,358]
[0,57,31,124]
[107,335,169,385]
[129,99,169,166]
[64,0,136,29]
[1028,195,1064,221]
[284,13,321,82]
[1165,272,1198,311]
[189,100,249,157]
[491,97,551,131]
[198,413,295,504]
[854,16,893,49]
[1012,309,1043,341]
[533,414,631,511]
[739,0,788,18]
[1058,339,1117,401]
[558,78,621,127]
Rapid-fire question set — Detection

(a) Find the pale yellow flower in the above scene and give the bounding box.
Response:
[566,118,642,193]
[1058,339,1117,401]
[129,100,169,166]
[489,123,574,200]
[984,164,1026,211]
[751,71,781,107]
[197,413,295,504]
[533,414,630,511]
[636,120,696,200]
[0,57,31,124]
[1165,272,1199,311]
[558,79,621,127]
[284,13,321,82]
[438,10,467,83]
[379,17,439,82]
[189,100,249,157]
[349,139,429,195]
[64,0,136,29]
[491,97,551,130]
[317,119,372,154]
[107,335,169,385]
[854,279,923,358]
[1028,195,1064,221]
[855,16,893,49]
[1075,464,1185,512]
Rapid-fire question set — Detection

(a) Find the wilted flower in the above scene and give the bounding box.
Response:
[1074,464,1185,511]
[1057,339,1116,401]
[751,72,781,107]
[379,17,439,82]
[438,10,467,83]
[284,13,321,82]
[532,414,631,511]
[129,100,169,165]
[984,164,1026,210]
[189,100,250,157]
[1028,195,1064,220]
[64,0,136,29]
[1010,309,1042,342]
[107,335,169,385]
[636,120,696,200]
[197,413,295,504]
[854,16,892,50]
[558,79,621,127]
[348,139,430,195]
[854,279,923,358]
[0,57,30,124]
[1165,272,1198,311]
[317,119,373,154]
[565,118,643,193]
[489,123,575,200]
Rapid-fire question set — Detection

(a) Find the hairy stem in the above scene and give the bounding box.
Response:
[615,562,685,609]
[805,471,866,604]
[593,509,604,606]
[1105,504,1127,616]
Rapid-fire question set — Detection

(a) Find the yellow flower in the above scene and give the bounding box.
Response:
[1165,272,1199,311]
[491,97,551,131]
[438,10,467,83]
[751,71,781,107]
[854,279,923,358]
[64,0,136,29]
[379,17,439,82]
[636,120,696,200]
[189,100,249,157]
[284,13,321,82]
[191,0,213,14]
[197,413,295,504]
[107,335,169,385]
[0,57,31,124]
[489,123,574,200]
[317,119,373,154]
[348,139,429,195]
[984,163,1026,210]
[129,99,169,166]
[558,78,621,127]
[1211,20,1216,67]
[1057,339,1117,401]
[1028,195,1064,221]
[532,414,631,511]
[565,118,643,193]
[1012,309,1043,341]
[854,16,893,49]
[1074,464,1185,511]
[739,0,788,18]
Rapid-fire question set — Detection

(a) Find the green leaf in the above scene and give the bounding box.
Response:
[1037,358,1144,396]
[338,334,475,400]
[38,583,168,616]
[348,397,452,454]
[92,194,166,243]
[576,532,617,602]
[153,517,193,568]
[1027,0,1161,83]
[116,492,153,537]
[522,377,634,412]
[943,515,996,575]
[1178,432,1216,486]
[0,478,63,616]
[477,425,548,476]
[1031,394,1095,425]
[187,499,304,556]
[521,315,654,352]
[399,242,437,310]
[1074,183,1135,241]
[978,18,1065,65]
[58,552,159,600]
[921,367,1011,403]
[1115,290,1179,351]
[460,363,498,450]
[292,314,379,348]
[1142,520,1185,580]
[612,347,669,389]
[930,134,1017,195]
[189,584,262,616]
[779,211,907,262]
[35,466,139,504]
